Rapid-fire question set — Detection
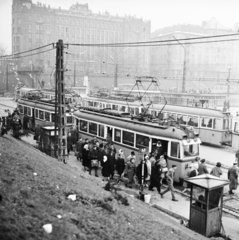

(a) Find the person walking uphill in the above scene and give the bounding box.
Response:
[160,165,178,201]
[210,162,223,178]
[88,145,99,177]
[228,160,238,194]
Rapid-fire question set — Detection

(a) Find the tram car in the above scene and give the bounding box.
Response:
[17,98,74,131]
[73,107,202,182]
[82,96,232,146]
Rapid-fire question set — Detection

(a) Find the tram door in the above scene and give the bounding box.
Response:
[106,126,113,144]
[32,108,35,130]
[151,138,168,157]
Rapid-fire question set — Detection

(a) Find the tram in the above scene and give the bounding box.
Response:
[17,98,73,131]
[73,107,202,182]
[82,96,232,146]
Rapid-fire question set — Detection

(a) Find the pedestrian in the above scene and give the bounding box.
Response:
[198,159,209,175]
[101,155,111,181]
[145,154,151,187]
[107,148,116,179]
[67,136,72,155]
[98,143,105,167]
[160,165,178,202]
[125,158,136,188]
[149,152,156,167]
[153,140,163,158]
[227,160,238,194]
[149,158,162,194]
[136,158,148,189]
[90,136,98,145]
[88,145,99,177]
[159,155,168,184]
[210,162,223,178]
[192,157,200,171]
[115,149,126,176]
[34,124,41,142]
[76,137,84,161]
[127,151,136,162]
[82,143,90,172]
[181,165,197,193]
[235,147,239,167]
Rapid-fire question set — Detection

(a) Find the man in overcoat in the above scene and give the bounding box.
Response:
[228,160,238,194]
[198,159,209,175]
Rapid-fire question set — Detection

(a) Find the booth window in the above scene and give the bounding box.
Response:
[171,141,180,158]
[89,122,97,135]
[80,120,88,132]
[192,186,206,210]
[98,124,104,137]
[136,134,149,149]
[114,128,121,143]
[209,188,222,210]
[45,112,50,121]
[39,110,44,120]
[122,131,134,147]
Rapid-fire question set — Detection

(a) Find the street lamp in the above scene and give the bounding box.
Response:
[173,36,189,93]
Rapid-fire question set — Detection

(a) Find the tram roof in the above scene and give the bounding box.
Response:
[18,98,55,112]
[74,109,188,140]
[83,96,227,118]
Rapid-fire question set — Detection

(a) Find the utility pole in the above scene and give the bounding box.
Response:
[54,39,68,163]
[173,36,188,93]
[74,62,76,87]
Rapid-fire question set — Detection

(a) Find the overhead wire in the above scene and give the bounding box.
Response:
[0,43,55,59]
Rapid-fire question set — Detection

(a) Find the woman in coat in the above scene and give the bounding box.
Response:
[125,158,136,188]
[115,149,126,177]
[101,155,111,181]
[149,160,162,194]
[228,161,238,194]
[82,144,90,171]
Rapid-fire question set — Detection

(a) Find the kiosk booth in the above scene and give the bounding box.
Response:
[184,174,229,237]
[38,126,58,157]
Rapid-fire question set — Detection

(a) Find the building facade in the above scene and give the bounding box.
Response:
[12,0,150,78]
[150,18,239,92]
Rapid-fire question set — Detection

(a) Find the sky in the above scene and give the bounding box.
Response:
[1,0,239,53]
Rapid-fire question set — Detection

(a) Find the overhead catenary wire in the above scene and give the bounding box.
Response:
[66,33,239,47]
[2,48,54,60]
[0,43,55,59]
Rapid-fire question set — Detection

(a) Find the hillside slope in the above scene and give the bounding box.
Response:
[0,135,206,240]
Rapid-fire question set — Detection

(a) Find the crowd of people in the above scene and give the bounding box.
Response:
[74,137,179,198]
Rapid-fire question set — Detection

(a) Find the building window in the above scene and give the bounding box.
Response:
[28,24,31,30]
[17,27,21,33]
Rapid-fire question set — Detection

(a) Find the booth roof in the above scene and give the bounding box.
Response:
[184,174,229,190]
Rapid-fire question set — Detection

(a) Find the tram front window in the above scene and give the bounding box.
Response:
[234,122,239,133]
[183,144,199,157]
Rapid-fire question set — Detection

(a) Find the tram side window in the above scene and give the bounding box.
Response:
[188,116,198,127]
[35,109,39,119]
[213,118,222,130]
[106,103,111,108]
[171,141,180,158]
[136,134,149,149]
[234,122,239,133]
[67,116,73,124]
[39,110,44,120]
[45,112,50,121]
[114,128,121,143]
[80,120,88,132]
[201,117,212,128]
[135,108,139,115]
[128,107,134,115]
[151,110,157,118]
[177,114,188,125]
[120,106,126,112]
[98,124,104,137]
[89,122,97,135]
[122,131,134,147]
[89,101,93,107]
[112,105,118,110]
[168,113,176,121]
[19,105,23,114]
[24,106,28,115]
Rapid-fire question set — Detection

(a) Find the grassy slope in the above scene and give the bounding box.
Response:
[0,135,206,240]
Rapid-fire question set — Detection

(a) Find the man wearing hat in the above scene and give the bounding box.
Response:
[210,162,223,178]
[198,159,209,175]
[227,160,238,194]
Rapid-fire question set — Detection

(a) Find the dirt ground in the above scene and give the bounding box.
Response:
[0,135,211,240]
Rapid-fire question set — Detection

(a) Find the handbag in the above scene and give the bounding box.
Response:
[91,159,99,168]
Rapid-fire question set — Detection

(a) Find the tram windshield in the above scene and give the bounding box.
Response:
[183,143,199,157]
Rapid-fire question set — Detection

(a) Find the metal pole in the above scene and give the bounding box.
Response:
[74,62,76,87]
[173,36,187,93]
[227,68,231,110]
